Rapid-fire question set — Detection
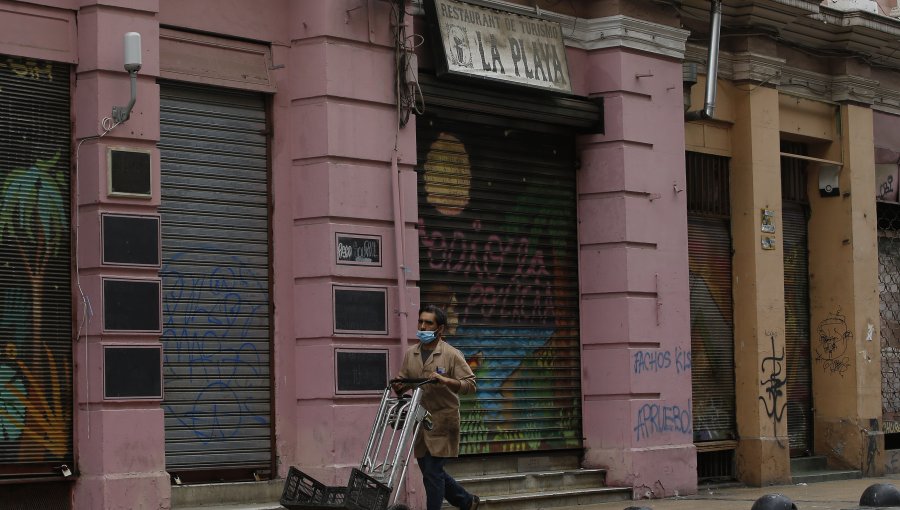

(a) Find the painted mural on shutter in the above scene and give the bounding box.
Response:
[686,152,736,443]
[159,84,271,473]
[781,150,812,456]
[416,117,581,454]
[0,55,73,475]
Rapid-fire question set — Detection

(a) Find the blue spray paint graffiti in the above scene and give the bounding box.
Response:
[633,347,692,375]
[161,251,268,444]
[633,400,693,441]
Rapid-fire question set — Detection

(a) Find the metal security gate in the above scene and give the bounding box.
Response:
[781,148,812,456]
[159,83,272,476]
[879,202,900,442]
[0,56,73,480]
[686,153,737,449]
[416,117,581,455]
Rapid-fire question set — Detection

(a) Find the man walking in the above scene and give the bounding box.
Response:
[393,305,480,510]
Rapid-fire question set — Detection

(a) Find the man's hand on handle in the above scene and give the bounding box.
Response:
[428,372,462,393]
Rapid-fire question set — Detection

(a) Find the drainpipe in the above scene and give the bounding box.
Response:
[391,149,410,359]
[685,0,722,121]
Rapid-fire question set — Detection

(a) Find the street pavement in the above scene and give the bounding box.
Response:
[553,474,900,510]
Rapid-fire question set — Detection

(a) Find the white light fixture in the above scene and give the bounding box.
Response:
[112,32,142,123]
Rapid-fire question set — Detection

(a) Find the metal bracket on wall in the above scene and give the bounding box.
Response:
[656,273,662,326]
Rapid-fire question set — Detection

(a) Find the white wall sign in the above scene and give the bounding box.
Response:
[429,0,572,93]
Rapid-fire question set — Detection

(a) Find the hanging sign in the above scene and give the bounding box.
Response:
[427,0,572,94]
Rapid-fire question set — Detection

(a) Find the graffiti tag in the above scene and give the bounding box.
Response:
[633,401,692,441]
[162,253,269,442]
[633,347,691,374]
[759,331,787,447]
[815,308,852,376]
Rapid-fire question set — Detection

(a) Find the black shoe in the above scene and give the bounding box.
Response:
[468,495,480,510]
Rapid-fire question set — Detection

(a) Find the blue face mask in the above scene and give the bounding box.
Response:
[416,330,437,344]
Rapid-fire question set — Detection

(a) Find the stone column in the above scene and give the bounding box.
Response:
[808,102,881,475]
[729,84,791,486]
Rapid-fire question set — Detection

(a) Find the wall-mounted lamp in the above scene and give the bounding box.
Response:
[111,32,142,124]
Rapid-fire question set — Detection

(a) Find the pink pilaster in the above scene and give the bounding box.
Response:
[577,46,695,496]
[72,2,168,509]
[284,1,420,484]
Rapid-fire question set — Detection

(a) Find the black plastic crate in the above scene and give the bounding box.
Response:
[281,467,347,510]
[345,468,391,510]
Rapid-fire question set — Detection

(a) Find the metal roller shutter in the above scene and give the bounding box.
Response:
[159,83,272,474]
[781,145,813,456]
[782,199,812,455]
[0,56,73,476]
[688,217,736,441]
[686,152,736,443]
[416,116,581,454]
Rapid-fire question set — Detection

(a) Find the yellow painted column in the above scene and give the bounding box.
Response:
[730,85,791,485]
[807,104,882,475]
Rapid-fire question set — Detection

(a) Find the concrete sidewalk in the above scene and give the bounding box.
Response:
[554,475,900,510]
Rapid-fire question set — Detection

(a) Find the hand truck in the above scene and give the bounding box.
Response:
[280,378,435,510]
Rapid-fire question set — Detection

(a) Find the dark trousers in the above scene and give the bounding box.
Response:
[416,452,474,510]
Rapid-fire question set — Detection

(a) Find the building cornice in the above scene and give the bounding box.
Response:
[566,15,690,59]
[686,42,889,106]
[412,0,690,59]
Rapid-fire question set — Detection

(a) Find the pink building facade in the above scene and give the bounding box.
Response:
[0,0,707,508]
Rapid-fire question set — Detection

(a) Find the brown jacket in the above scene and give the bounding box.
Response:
[398,339,476,458]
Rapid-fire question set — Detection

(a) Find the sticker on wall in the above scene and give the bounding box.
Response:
[336,233,382,266]
[761,209,776,233]
[761,236,776,250]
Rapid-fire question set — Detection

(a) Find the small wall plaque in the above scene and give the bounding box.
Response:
[102,214,160,266]
[336,233,382,266]
[108,147,152,197]
[333,286,387,334]
[335,349,389,394]
[761,209,775,234]
[761,236,776,250]
[103,278,161,332]
[104,345,162,399]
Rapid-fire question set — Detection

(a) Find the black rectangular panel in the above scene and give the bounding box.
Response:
[109,148,152,196]
[336,233,382,266]
[102,214,160,266]
[103,279,161,331]
[334,287,387,334]
[335,350,388,393]
[104,346,162,399]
